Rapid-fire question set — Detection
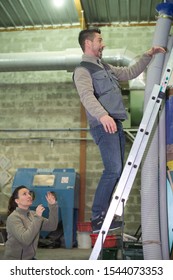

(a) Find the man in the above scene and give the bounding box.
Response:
[73,28,166,233]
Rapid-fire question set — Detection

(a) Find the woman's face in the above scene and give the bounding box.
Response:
[15,188,33,209]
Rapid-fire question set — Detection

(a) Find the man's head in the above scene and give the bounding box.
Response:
[78,28,105,58]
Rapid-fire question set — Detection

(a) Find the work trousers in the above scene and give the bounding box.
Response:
[90,120,125,219]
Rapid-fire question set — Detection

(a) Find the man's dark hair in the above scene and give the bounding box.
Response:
[78,28,101,51]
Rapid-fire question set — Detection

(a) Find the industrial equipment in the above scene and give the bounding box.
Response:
[12,168,79,249]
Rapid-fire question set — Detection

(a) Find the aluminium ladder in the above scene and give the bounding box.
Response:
[89,48,173,260]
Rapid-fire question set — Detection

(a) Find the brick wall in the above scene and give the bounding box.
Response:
[0,25,159,234]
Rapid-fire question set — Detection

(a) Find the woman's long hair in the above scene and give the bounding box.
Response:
[7,185,29,216]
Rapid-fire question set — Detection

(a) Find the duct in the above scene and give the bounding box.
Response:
[0,48,125,72]
[159,35,173,260]
[0,47,146,127]
[0,47,145,87]
[0,47,146,88]
[141,3,173,260]
[0,50,80,72]
[128,50,148,125]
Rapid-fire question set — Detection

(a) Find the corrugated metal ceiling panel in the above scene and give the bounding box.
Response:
[0,0,79,29]
[81,0,163,25]
[0,0,165,31]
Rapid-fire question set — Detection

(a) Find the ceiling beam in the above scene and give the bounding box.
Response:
[74,0,86,30]
[74,0,87,223]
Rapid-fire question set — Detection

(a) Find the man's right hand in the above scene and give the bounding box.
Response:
[100,115,117,133]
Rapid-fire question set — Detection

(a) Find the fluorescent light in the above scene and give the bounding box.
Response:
[53,0,64,8]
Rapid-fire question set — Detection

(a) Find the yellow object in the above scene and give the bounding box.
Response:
[167,161,173,171]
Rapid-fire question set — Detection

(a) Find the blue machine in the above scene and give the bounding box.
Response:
[12,168,80,249]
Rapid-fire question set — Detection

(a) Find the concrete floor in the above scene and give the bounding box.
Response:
[0,244,92,260]
[0,228,92,260]
[0,224,123,260]
[0,223,93,260]
[0,226,141,260]
[0,238,144,260]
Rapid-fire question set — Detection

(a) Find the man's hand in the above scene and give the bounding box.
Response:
[100,115,117,133]
[147,46,166,56]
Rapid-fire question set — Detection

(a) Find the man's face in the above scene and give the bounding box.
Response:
[86,32,105,58]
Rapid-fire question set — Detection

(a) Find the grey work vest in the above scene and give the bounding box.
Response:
[80,61,128,121]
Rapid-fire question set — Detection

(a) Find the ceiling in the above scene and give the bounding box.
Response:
[0,0,166,31]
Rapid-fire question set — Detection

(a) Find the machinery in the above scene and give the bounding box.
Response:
[12,167,79,249]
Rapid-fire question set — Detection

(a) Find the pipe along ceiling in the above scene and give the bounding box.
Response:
[0,48,146,89]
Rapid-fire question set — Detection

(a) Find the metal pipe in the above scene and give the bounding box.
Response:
[0,128,89,132]
[141,3,173,260]
[0,48,145,87]
[159,35,173,260]
[0,129,136,143]
[0,128,136,135]
[0,137,93,141]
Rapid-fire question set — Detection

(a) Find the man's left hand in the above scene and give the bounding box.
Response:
[147,46,166,56]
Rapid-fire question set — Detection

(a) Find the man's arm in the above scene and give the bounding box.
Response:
[74,67,108,120]
[74,67,117,133]
[109,46,166,81]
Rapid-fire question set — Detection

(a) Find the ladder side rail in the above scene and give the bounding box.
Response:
[89,49,173,260]
[116,88,164,214]
[115,58,173,215]
[89,85,162,260]
[111,84,162,214]
[102,50,173,219]
[89,192,121,259]
[104,84,161,213]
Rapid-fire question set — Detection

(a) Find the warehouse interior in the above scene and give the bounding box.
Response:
[0,0,173,260]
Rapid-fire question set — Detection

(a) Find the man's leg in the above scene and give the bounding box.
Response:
[90,121,125,219]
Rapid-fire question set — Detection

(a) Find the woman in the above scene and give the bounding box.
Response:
[4,185,58,260]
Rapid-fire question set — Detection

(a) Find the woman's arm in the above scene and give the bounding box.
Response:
[6,213,43,246]
[41,192,58,232]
